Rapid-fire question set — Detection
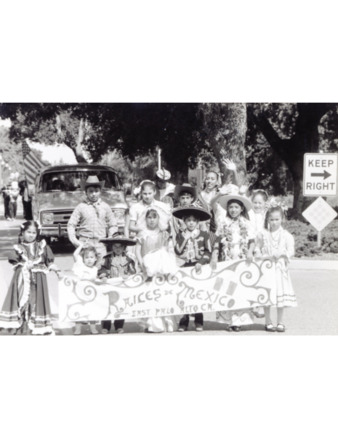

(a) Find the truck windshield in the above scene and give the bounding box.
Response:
[40,170,120,192]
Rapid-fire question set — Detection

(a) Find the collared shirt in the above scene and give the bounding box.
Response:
[174,229,211,265]
[67,198,118,245]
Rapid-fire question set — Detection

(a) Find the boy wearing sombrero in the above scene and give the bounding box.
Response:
[67,175,118,265]
[172,183,198,236]
[172,206,212,332]
[98,233,136,334]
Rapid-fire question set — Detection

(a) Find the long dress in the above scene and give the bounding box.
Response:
[138,229,178,332]
[214,214,256,326]
[0,239,55,334]
[256,228,297,308]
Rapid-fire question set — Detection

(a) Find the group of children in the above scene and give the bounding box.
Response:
[0,167,297,335]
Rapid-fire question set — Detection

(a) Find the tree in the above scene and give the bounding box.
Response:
[200,103,247,185]
[247,103,336,218]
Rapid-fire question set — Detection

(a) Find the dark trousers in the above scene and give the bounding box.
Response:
[179,313,204,328]
[101,319,125,331]
[8,200,17,219]
[23,200,33,220]
[4,196,10,218]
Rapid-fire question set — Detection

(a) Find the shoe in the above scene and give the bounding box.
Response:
[276,324,285,333]
[116,328,124,334]
[90,324,99,334]
[195,324,203,332]
[101,328,109,334]
[178,326,187,332]
[74,324,82,335]
[265,324,276,332]
[231,326,241,332]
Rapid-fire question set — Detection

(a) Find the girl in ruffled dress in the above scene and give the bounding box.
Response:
[211,188,256,332]
[72,242,100,335]
[255,206,297,332]
[136,206,177,333]
[248,189,269,318]
[0,221,60,335]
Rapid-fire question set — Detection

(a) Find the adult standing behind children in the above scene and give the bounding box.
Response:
[154,168,175,208]
[128,180,171,236]
[67,175,118,266]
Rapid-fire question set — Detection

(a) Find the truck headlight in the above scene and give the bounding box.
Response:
[41,212,54,225]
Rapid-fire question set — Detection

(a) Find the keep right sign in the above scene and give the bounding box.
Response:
[303,153,338,197]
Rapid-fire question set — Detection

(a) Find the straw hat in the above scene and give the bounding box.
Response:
[172,206,211,222]
[83,175,105,190]
[217,185,252,212]
[156,168,171,181]
[174,183,197,201]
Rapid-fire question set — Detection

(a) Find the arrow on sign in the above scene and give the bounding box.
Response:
[311,170,331,180]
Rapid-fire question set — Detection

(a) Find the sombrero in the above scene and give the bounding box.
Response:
[156,168,171,181]
[217,193,252,212]
[172,206,211,222]
[100,235,136,246]
[174,183,197,201]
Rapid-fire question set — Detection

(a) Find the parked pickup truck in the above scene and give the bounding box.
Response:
[31,164,129,241]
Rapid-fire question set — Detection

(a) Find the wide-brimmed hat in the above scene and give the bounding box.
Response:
[100,234,136,246]
[156,168,171,181]
[174,183,197,201]
[83,175,105,190]
[217,185,252,212]
[172,206,211,222]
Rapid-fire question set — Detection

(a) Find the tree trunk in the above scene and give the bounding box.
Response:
[249,103,334,219]
[202,103,247,185]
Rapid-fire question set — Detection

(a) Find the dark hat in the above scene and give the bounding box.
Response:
[100,233,136,246]
[83,175,105,190]
[172,206,211,222]
[174,183,197,201]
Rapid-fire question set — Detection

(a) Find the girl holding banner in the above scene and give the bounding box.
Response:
[211,186,256,332]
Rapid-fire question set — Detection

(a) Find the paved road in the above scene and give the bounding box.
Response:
[1,214,338,336]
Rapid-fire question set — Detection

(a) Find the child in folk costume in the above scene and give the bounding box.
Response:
[136,206,177,333]
[211,187,256,332]
[173,206,212,332]
[72,243,100,335]
[248,189,269,237]
[99,234,137,334]
[248,189,269,318]
[255,206,297,333]
[0,221,60,335]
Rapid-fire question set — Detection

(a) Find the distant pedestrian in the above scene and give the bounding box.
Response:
[19,180,33,220]
[255,205,297,333]
[67,175,118,266]
[8,181,20,220]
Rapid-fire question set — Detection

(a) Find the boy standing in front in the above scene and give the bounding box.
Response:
[67,175,118,266]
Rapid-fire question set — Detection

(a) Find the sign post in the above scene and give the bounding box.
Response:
[303,153,338,246]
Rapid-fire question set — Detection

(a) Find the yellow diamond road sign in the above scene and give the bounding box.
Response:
[303,153,337,196]
[302,197,338,232]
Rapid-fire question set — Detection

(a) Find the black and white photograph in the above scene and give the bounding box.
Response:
[0,103,337,336]
[1,2,337,437]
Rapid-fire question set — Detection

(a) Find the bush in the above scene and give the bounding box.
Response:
[284,219,338,257]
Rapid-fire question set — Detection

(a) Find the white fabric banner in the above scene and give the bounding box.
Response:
[59,259,277,322]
